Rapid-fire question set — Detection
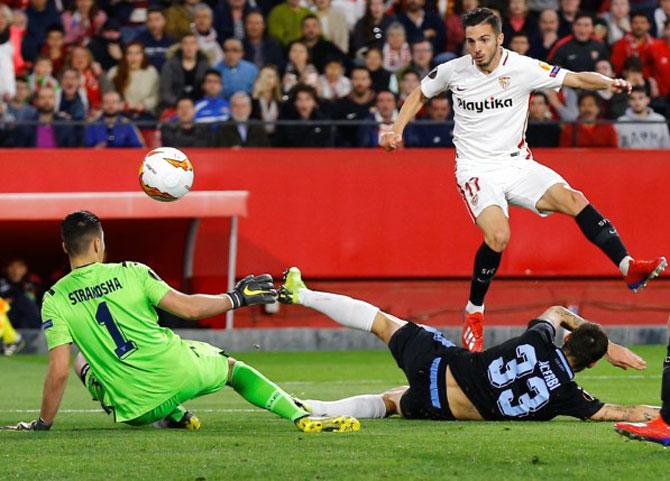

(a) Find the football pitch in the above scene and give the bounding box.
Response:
[1,347,668,481]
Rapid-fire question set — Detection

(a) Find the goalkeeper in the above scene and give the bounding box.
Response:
[2,211,358,433]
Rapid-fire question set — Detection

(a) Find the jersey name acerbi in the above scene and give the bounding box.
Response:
[538,360,561,391]
[457,96,513,113]
[68,277,123,305]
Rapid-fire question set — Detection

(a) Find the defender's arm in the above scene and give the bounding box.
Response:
[538,306,646,370]
[380,87,429,151]
[589,403,659,422]
[563,71,632,94]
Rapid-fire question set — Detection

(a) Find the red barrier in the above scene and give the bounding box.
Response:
[1,148,668,285]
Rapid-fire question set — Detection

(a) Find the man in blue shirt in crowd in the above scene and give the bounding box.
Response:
[84,91,144,148]
[215,38,259,99]
[133,6,175,71]
[194,69,230,124]
[404,95,453,148]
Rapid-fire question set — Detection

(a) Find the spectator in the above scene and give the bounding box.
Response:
[0,258,42,329]
[4,78,36,146]
[398,68,420,105]
[333,65,375,146]
[9,8,27,76]
[165,0,199,40]
[383,22,411,73]
[251,65,282,135]
[357,89,397,147]
[502,0,540,49]
[610,12,657,77]
[243,10,284,71]
[194,69,230,123]
[528,0,558,14]
[651,19,670,100]
[0,5,15,101]
[27,86,81,147]
[404,95,453,147]
[40,25,66,77]
[54,67,86,145]
[396,0,445,54]
[444,0,478,56]
[545,85,579,121]
[274,83,332,146]
[318,57,350,100]
[531,9,560,60]
[84,90,144,147]
[300,14,346,73]
[27,56,59,94]
[192,3,223,65]
[108,42,160,120]
[215,37,259,99]
[214,0,251,42]
[525,91,561,147]
[616,86,670,148]
[61,0,106,46]
[509,31,531,56]
[351,0,395,55]
[268,0,312,47]
[160,96,211,147]
[214,91,270,146]
[557,0,580,38]
[365,46,397,92]
[601,0,631,45]
[407,39,433,78]
[560,92,618,147]
[593,17,610,45]
[282,40,319,93]
[549,13,609,72]
[134,6,175,71]
[22,0,61,63]
[160,33,210,109]
[311,0,349,55]
[67,45,107,114]
[332,0,366,31]
[655,0,670,38]
[594,58,627,118]
[88,19,124,72]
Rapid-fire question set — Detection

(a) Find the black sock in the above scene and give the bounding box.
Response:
[468,242,502,307]
[660,343,670,423]
[574,204,629,266]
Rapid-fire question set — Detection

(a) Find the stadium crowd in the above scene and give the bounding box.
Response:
[0,0,668,148]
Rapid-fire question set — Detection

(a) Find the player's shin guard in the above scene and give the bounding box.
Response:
[229,361,309,422]
[468,242,502,309]
[575,205,629,267]
[305,395,387,419]
[299,290,378,332]
[660,344,670,424]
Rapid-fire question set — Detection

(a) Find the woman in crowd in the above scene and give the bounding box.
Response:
[251,65,282,135]
[351,0,395,55]
[61,0,107,46]
[67,45,108,114]
[108,42,160,120]
[0,4,15,101]
[282,41,320,94]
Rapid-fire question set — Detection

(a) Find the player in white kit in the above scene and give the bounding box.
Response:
[381,8,666,352]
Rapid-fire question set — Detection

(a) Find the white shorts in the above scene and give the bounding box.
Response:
[455,160,568,220]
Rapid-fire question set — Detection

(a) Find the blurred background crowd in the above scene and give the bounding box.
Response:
[0,0,668,148]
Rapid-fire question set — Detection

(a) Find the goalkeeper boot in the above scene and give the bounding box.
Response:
[3,334,26,356]
[278,267,306,305]
[625,257,667,292]
[154,411,201,431]
[462,311,484,352]
[615,416,670,446]
[295,415,360,433]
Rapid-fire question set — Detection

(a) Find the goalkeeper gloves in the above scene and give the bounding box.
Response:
[1,417,52,431]
[226,274,276,309]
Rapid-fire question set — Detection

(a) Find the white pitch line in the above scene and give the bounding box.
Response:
[0,408,265,414]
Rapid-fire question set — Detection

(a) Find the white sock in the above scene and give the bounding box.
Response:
[306,395,387,419]
[299,289,378,332]
[465,300,484,314]
[619,256,633,276]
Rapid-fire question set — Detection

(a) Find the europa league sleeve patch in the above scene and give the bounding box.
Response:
[428,67,438,79]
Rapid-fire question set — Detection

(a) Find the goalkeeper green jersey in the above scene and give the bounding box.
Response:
[42,261,195,422]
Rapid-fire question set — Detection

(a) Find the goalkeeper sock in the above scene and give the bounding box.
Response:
[167,405,188,423]
[575,204,629,268]
[230,361,308,422]
[305,395,387,419]
[299,289,378,332]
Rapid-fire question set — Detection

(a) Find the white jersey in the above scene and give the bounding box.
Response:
[420,49,569,166]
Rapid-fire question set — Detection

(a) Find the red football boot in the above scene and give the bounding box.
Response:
[615,416,670,446]
[625,257,667,292]
[462,311,484,352]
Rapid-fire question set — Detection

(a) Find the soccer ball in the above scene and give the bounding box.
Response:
[139,147,194,202]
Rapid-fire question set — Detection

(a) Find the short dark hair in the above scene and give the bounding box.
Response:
[203,68,222,80]
[562,323,609,372]
[532,91,548,103]
[46,24,65,35]
[578,91,598,106]
[61,211,102,257]
[147,5,165,16]
[630,85,647,96]
[301,13,320,27]
[350,65,371,77]
[462,8,501,34]
[400,68,420,80]
[176,95,194,105]
[630,12,650,22]
[290,83,318,103]
[574,11,593,23]
[510,31,529,41]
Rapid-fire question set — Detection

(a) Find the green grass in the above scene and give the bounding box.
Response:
[0,347,668,481]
